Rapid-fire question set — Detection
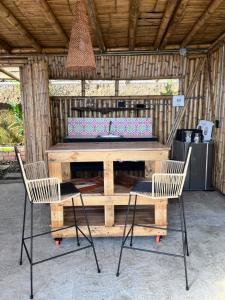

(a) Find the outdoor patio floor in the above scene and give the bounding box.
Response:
[1,182,225,300]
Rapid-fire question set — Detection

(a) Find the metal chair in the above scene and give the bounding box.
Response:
[116,147,192,291]
[15,146,100,299]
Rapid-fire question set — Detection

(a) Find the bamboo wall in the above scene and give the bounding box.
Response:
[19,51,225,193]
[208,46,225,193]
[20,60,50,163]
[28,54,182,80]
[50,54,208,145]
[50,95,173,144]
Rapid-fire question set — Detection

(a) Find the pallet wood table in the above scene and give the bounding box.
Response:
[46,142,170,238]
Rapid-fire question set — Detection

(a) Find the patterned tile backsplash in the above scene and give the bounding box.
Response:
[68,118,152,137]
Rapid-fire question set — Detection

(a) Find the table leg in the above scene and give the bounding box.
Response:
[145,161,154,179]
[50,204,64,228]
[155,200,168,234]
[104,161,114,226]
[48,162,71,181]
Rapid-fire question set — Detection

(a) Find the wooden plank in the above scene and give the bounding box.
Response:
[104,161,114,226]
[155,201,168,226]
[47,141,170,152]
[181,0,224,47]
[154,0,178,49]
[48,162,71,181]
[51,225,167,238]
[61,194,169,206]
[47,149,169,163]
[0,68,19,81]
[84,0,106,53]
[104,161,114,195]
[50,203,64,227]
[129,0,139,50]
[105,203,114,227]
[160,0,189,49]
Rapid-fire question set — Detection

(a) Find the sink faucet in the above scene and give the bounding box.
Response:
[108,120,112,135]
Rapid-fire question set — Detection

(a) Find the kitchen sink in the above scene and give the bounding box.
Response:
[98,134,123,138]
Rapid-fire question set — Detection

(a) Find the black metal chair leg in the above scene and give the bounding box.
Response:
[80,194,101,273]
[130,195,137,247]
[180,195,189,256]
[20,191,27,265]
[178,197,189,291]
[116,194,132,276]
[72,198,80,247]
[30,201,34,299]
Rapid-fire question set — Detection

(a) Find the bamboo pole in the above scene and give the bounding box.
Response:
[166,56,206,146]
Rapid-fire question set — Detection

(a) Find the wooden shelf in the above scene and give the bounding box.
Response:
[71,106,149,116]
[64,205,154,227]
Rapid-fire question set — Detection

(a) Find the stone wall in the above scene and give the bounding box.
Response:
[0,147,25,161]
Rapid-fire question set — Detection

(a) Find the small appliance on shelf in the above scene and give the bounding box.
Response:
[175,129,203,143]
[197,120,214,142]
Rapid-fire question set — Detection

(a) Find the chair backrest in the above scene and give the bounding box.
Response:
[14,146,50,203]
[152,146,192,199]
[14,145,30,195]
[24,161,47,180]
[178,146,192,196]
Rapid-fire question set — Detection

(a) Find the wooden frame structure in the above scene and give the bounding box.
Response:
[47,142,170,237]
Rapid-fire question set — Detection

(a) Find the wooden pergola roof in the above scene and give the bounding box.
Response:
[0,0,225,55]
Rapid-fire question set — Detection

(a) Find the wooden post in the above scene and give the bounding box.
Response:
[48,162,71,181]
[104,161,114,226]
[20,60,50,163]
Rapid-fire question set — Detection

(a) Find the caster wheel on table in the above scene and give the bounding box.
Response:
[155,235,161,243]
[54,238,62,246]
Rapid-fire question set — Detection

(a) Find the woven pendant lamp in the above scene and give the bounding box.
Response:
[65,0,96,78]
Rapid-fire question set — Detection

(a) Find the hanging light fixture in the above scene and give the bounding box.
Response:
[65,0,96,78]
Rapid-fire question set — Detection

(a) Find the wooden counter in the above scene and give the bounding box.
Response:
[46,142,170,238]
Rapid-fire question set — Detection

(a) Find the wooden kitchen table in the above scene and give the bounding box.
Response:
[46,141,170,239]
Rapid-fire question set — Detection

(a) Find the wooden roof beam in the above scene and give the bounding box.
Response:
[0,68,19,81]
[84,0,106,53]
[209,30,225,51]
[36,0,69,47]
[154,0,178,49]
[129,0,139,51]
[181,0,224,48]
[160,0,189,49]
[0,1,42,52]
[0,38,11,53]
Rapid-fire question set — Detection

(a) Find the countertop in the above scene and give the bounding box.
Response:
[63,135,158,143]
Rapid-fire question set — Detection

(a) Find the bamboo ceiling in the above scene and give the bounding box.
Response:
[0,0,225,55]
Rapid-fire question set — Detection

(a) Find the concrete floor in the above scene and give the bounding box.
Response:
[1,183,225,300]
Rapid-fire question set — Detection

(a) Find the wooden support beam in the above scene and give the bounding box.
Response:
[0,38,11,53]
[154,0,178,49]
[129,0,139,51]
[209,31,225,51]
[166,57,206,146]
[0,68,19,81]
[84,0,106,53]
[206,53,214,120]
[160,0,189,49]
[0,1,42,52]
[181,0,224,47]
[36,0,69,47]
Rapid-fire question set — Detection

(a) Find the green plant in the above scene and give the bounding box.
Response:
[160,80,176,96]
[0,146,14,152]
[0,101,24,145]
